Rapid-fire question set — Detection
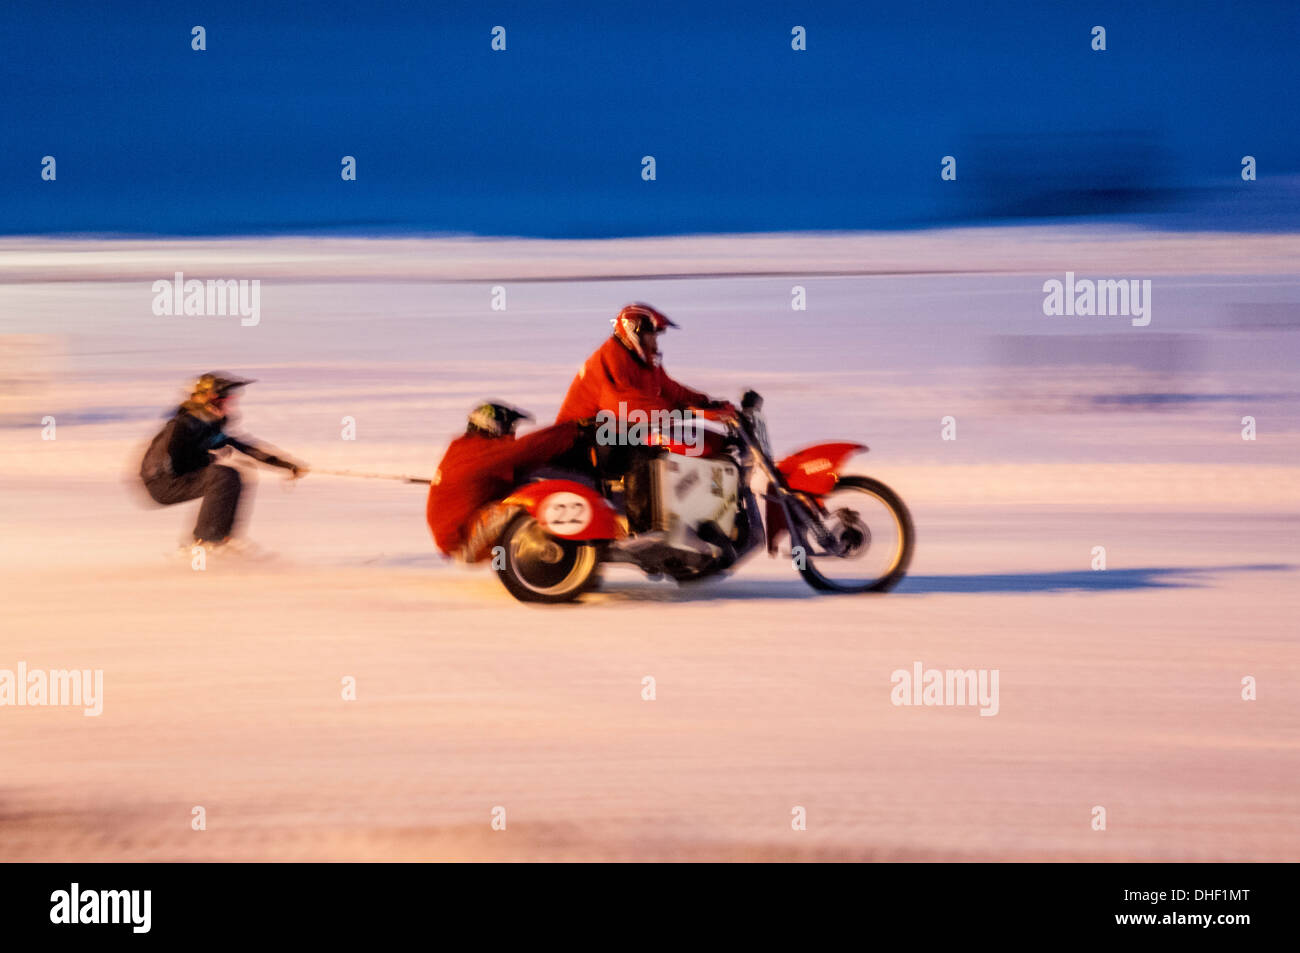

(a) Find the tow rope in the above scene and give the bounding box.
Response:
[310,467,432,485]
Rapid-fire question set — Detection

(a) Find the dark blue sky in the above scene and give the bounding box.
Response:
[3,0,1297,236]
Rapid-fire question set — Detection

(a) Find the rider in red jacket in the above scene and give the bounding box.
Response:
[556,304,731,531]
[427,403,582,559]
[556,303,728,423]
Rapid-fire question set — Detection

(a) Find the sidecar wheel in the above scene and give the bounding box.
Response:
[497,512,601,604]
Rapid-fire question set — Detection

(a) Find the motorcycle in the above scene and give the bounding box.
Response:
[486,390,914,603]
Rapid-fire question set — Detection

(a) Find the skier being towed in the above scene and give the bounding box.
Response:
[140,372,308,554]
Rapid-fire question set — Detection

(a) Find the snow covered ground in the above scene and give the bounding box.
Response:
[1,229,1297,860]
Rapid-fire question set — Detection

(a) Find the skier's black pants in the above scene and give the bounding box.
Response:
[144,464,242,541]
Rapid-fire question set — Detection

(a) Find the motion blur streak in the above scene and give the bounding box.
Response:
[1,230,1296,860]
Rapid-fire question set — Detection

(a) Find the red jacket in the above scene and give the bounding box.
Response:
[556,336,710,423]
[426,422,580,554]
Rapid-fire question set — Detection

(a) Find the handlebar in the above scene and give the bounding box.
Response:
[687,405,737,424]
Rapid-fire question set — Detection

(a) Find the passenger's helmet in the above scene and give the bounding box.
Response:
[467,401,533,438]
[192,371,255,401]
[612,303,678,365]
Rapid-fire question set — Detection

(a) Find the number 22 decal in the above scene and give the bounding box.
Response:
[540,492,592,534]
[548,502,586,525]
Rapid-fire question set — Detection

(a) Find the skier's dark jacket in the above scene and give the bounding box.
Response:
[140,401,294,483]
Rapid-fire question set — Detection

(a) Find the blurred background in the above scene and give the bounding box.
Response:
[1,1,1297,862]
[1,0,1297,236]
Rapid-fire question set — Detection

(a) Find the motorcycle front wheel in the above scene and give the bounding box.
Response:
[796,476,914,593]
[498,511,601,604]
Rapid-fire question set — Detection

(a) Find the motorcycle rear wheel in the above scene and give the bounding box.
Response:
[797,476,914,593]
[498,511,601,603]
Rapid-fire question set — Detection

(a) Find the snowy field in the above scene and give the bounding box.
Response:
[1,229,1298,860]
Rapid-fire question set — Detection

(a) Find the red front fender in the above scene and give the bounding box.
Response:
[777,442,869,495]
[502,479,625,541]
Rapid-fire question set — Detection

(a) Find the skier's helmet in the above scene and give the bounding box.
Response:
[612,303,678,365]
[192,371,256,402]
[467,401,533,438]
